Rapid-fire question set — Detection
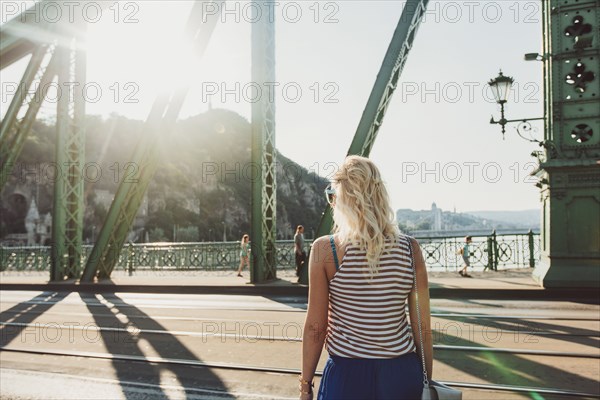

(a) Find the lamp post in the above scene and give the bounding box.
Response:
[488,70,514,138]
[488,70,544,142]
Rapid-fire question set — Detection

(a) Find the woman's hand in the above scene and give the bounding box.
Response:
[298,376,315,400]
[298,379,314,400]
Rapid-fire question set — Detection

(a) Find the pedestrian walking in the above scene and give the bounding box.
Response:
[295,225,307,281]
[458,236,472,277]
[237,234,250,277]
[299,156,433,399]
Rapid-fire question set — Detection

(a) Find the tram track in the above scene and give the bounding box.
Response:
[1,317,596,340]
[1,346,598,399]
[1,321,598,358]
[2,307,600,322]
[2,301,599,322]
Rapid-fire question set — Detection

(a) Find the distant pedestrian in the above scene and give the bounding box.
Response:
[294,225,306,281]
[458,236,472,277]
[237,234,250,277]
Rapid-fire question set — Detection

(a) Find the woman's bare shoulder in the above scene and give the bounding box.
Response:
[309,235,336,265]
[311,235,334,248]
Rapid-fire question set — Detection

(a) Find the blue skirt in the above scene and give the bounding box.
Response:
[317,352,424,400]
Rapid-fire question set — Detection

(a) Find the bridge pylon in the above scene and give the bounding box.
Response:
[533,0,600,288]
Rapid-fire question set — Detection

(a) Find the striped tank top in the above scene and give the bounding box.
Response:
[326,235,417,358]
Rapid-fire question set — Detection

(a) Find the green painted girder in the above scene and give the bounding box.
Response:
[81,97,171,281]
[0,34,37,70]
[250,2,277,283]
[51,21,87,281]
[0,45,48,142]
[1,0,67,70]
[1,1,113,71]
[81,1,223,282]
[314,0,430,240]
[0,2,45,70]
[0,45,56,192]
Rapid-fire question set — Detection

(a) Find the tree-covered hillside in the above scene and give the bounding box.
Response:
[1,109,329,242]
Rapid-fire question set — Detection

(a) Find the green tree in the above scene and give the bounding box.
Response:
[148,228,167,242]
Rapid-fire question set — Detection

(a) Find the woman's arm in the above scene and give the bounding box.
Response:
[300,238,330,398]
[408,237,433,380]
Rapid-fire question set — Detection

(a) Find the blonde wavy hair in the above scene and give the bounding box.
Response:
[331,156,400,276]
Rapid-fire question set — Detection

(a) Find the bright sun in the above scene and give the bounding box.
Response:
[85,2,199,98]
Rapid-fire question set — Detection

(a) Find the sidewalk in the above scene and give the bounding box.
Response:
[1,268,597,300]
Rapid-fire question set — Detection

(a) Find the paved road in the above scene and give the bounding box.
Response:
[1,290,598,399]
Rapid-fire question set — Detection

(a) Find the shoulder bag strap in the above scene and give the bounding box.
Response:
[406,236,430,388]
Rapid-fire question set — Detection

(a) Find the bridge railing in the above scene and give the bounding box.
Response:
[0,240,301,273]
[416,230,539,271]
[0,231,539,273]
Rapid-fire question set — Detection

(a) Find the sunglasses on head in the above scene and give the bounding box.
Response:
[325,184,336,205]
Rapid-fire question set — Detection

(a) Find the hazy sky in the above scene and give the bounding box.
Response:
[1,1,545,213]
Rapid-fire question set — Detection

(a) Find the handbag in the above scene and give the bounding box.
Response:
[421,381,462,400]
[407,237,463,400]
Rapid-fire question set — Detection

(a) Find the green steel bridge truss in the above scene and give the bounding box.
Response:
[314,0,430,240]
[1,0,431,282]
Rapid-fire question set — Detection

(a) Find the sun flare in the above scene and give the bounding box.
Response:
[85,2,198,96]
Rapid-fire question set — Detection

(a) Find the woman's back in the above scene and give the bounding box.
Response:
[300,156,431,399]
[327,235,416,359]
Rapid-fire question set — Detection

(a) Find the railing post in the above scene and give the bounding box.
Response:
[492,230,498,271]
[486,234,493,271]
[528,229,535,268]
[127,242,134,276]
[0,247,7,272]
[443,237,448,272]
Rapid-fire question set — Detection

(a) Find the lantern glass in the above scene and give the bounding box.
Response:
[488,71,514,103]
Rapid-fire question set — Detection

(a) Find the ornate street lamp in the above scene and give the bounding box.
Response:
[489,70,514,109]
[488,70,544,142]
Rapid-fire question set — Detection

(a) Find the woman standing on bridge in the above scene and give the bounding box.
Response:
[299,156,433,399]
[237,234,250,277]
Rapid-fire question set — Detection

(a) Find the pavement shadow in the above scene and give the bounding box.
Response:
[440,312,600,354]
[79,293,233,400]
[431,313,600,395]
[443,299,505,308]
[0,291,69,347]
